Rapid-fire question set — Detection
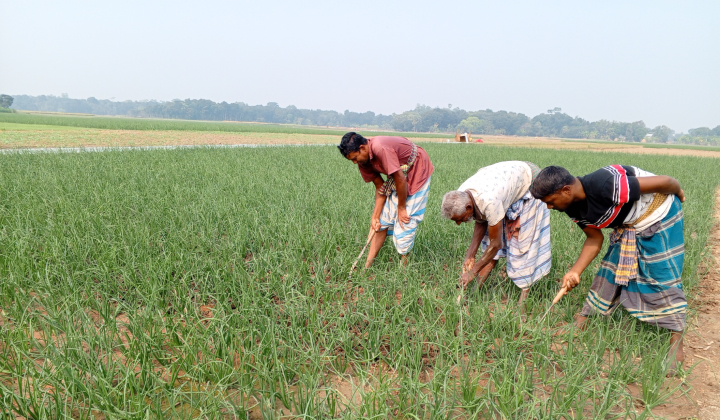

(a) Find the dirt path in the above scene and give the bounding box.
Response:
[684,187,720,418]
[653,186,720,419]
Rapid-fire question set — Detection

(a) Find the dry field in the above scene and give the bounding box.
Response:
[3,124,720,158]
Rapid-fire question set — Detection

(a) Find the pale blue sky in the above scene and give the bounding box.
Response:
[1,0,718,132]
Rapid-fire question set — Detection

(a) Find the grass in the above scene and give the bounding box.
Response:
[0,112,448,139]
[0,144,717,418]
[0,122,82,131]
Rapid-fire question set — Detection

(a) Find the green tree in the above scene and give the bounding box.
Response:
[624,121,648,142]
[649,125,674,143]
[0,94,13,108]
[689,127,712,137]
[456,116,494,134]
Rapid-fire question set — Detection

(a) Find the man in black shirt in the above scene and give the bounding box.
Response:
[531,165,686,373]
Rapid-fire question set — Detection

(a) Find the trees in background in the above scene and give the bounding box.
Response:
[6,95,718,145]
[675,126,720,146]
[0,94,13,108]
[649,125,674,143]
[11,95,152,115]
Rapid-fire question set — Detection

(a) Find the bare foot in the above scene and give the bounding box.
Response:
[518,289,529,323]
[667,332,685,376]
[574,314,588,331]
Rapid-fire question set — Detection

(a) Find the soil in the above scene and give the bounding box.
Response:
[652,186,720,419]
[1,129,720,158]
[470,135,720,158]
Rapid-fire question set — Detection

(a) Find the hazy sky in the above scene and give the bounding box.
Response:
[1,1,718,132]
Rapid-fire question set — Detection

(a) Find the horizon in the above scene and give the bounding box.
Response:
[8,94,718,135]
[1,1,719,132]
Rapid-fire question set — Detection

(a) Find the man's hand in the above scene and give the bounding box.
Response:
[459,271,476,289]
[371,216,381,232]
[677,189,685,203]
[561,271,581,292]
[462,258,475,274]
[397,206,410,226]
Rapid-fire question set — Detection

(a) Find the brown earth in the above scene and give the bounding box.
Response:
[651,186,720,419]
[473,135,720,158]
[1,129,720,158]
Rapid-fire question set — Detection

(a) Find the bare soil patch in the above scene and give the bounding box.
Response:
[651,186,720,419]
[2,129,720,158]
[0,130,345,148]
[473,135,720,158]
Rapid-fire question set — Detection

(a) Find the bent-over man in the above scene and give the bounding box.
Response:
[338,132,434,268]
[440,161,551,308]
[530,165,686,372]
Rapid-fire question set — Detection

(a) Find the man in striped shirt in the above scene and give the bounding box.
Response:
[531,165,687,373]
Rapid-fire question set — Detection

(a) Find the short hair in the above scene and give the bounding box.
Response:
[441,191,472,220]
[337,132,368,157]
[530,166,576,199]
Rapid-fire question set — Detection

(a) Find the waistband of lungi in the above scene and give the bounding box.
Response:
[610,193,671,286]
[378,143,418,196]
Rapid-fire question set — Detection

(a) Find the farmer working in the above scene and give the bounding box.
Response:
[440,161,551,309]
[338,133,434,268]
[530,165,686,372]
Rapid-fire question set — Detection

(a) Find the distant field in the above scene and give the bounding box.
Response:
[0,113,448,138]
[560,138,720,151]
[2,114,719,158]
[0,129,344,149]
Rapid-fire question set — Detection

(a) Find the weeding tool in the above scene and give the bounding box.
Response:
[537,286,568,323]
[348,229,376,278]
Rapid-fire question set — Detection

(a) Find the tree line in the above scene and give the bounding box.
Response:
[6,94,720,145]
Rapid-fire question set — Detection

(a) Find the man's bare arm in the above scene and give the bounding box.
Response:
[562,227,604,291]
[470,222,502,275]
[391,171,410,225]
[370,176,387,232]
[463,221,487,273]
[466,221,487,261]
[637,176,685,202]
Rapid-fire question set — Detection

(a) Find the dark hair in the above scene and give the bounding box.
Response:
[530,166,576,199]
[337,132,368,157]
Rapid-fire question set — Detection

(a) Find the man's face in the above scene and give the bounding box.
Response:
[540,186,574,212]
[345,144,370,165]
[449,206,474,225]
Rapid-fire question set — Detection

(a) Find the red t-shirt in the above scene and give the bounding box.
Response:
[358,136,434,195]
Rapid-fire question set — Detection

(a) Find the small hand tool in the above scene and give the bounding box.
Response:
[538,286,568,323]
[349,229,376,278]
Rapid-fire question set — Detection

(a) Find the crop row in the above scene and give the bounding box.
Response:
[0,144,716,418]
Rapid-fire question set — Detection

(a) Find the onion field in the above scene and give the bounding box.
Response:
[0,144,718,418]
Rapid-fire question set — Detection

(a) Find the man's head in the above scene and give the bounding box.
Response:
[338,132,370,165]
[441,191,475,225]
[530,166,577,211]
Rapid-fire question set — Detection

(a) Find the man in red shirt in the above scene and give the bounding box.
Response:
[338,132,434,268]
